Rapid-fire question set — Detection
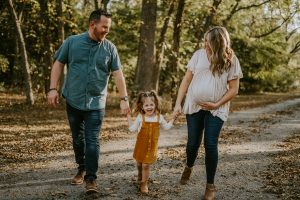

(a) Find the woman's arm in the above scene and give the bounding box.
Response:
[200,78,240,110]
[173,69,193,115]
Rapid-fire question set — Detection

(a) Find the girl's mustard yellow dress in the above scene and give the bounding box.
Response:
[133,114,160,164]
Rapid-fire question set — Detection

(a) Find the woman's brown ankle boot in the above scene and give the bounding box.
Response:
[204,184,216,200]
[180,166,193,185]
[140,181,148,194]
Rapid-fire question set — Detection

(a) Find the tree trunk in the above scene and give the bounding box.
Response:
[39,0,53,94]
[134,0,157,92]
[154,0,176,92]
[170,0,185,104]
[56,0,66,91]
[101,0,110,11]
[195,0,222,48]
[8,0,34,105]
[56,0,64,44]
[94,0,99,9]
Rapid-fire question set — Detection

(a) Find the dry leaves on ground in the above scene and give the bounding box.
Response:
[261,132,300,200]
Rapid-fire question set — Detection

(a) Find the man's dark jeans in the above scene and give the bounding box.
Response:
[186,110,224,184]
[66,103,105,181]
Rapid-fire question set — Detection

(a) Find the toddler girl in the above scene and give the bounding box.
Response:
[127,91,176,194]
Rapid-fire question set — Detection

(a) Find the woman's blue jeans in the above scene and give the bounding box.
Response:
[66,103,105,181]
[186,110,224,184]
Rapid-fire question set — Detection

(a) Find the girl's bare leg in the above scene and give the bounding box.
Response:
[140,163,150,193]
[137,162,142,182]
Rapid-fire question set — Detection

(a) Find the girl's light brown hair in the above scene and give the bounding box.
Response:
[133,90,161,115]
[204,26,234,76]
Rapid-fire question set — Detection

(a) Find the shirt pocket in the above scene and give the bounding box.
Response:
[95,54,110,73]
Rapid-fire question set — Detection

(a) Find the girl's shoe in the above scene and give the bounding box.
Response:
[204,184,216,200]
[180,166,192,185]
[140,181,148,194]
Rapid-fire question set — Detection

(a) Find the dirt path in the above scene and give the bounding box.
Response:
[1,98,300,200]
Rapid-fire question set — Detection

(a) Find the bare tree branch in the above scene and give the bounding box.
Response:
[286,26,300,41]
[223,0,274,25]
[253,12,296,38]
[290,41,300,54]
[234,0,274,12]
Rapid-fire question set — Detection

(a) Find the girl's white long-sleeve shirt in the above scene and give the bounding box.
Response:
[129,113,173,132]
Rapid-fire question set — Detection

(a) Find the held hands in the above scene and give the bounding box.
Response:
[173,104,182,119]
[120,100,131,115]
[47,90,59,106]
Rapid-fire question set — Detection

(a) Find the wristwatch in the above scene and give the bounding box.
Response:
[49,88,57,92]
[120,96,128,101]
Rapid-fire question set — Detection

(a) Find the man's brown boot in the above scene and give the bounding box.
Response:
[180,166,192,185]
[140,181,148,194]
[85,179,98,194]
[71,170,85,185]
[204,184,216,200]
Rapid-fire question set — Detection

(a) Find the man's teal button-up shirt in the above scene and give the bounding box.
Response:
[54,32,121,111]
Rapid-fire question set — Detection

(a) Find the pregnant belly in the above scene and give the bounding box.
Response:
[191,86,214,103]
[189,76,215,103]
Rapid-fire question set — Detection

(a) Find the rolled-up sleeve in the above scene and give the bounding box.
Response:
[54,37,71,64]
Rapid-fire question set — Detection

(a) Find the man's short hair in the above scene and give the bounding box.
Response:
[89,9,112,23]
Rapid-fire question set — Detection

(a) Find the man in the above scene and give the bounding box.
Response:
[47,9,130,194]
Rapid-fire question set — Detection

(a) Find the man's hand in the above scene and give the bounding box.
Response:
[120,100,130,115]
[47,90,59,106]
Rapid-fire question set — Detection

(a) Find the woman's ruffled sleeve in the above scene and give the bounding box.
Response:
[228,55,243,81]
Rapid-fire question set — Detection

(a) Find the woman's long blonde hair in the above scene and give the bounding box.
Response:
[204,26,233,76]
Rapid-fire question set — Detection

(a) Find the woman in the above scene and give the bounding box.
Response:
[173,26,243,200]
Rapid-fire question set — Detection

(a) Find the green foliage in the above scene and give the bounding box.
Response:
[0,0,299,94]
[0,55,9,73]
[232,34,294,92]
[108,2,141,92]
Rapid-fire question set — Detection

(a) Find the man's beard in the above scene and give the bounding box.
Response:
[93,28,104,42]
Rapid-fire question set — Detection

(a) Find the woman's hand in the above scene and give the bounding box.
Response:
[199,102,219,110]
[173,104,182,117]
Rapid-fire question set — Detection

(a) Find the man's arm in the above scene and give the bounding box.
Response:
[112,69,130,114]
[47,60,65,106]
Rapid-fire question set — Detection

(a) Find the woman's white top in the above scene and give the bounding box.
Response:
[183,49,243,121]
[129,114,173,132]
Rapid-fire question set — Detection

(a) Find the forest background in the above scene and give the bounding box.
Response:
[1,1,300,199]
[0,0,300,104]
